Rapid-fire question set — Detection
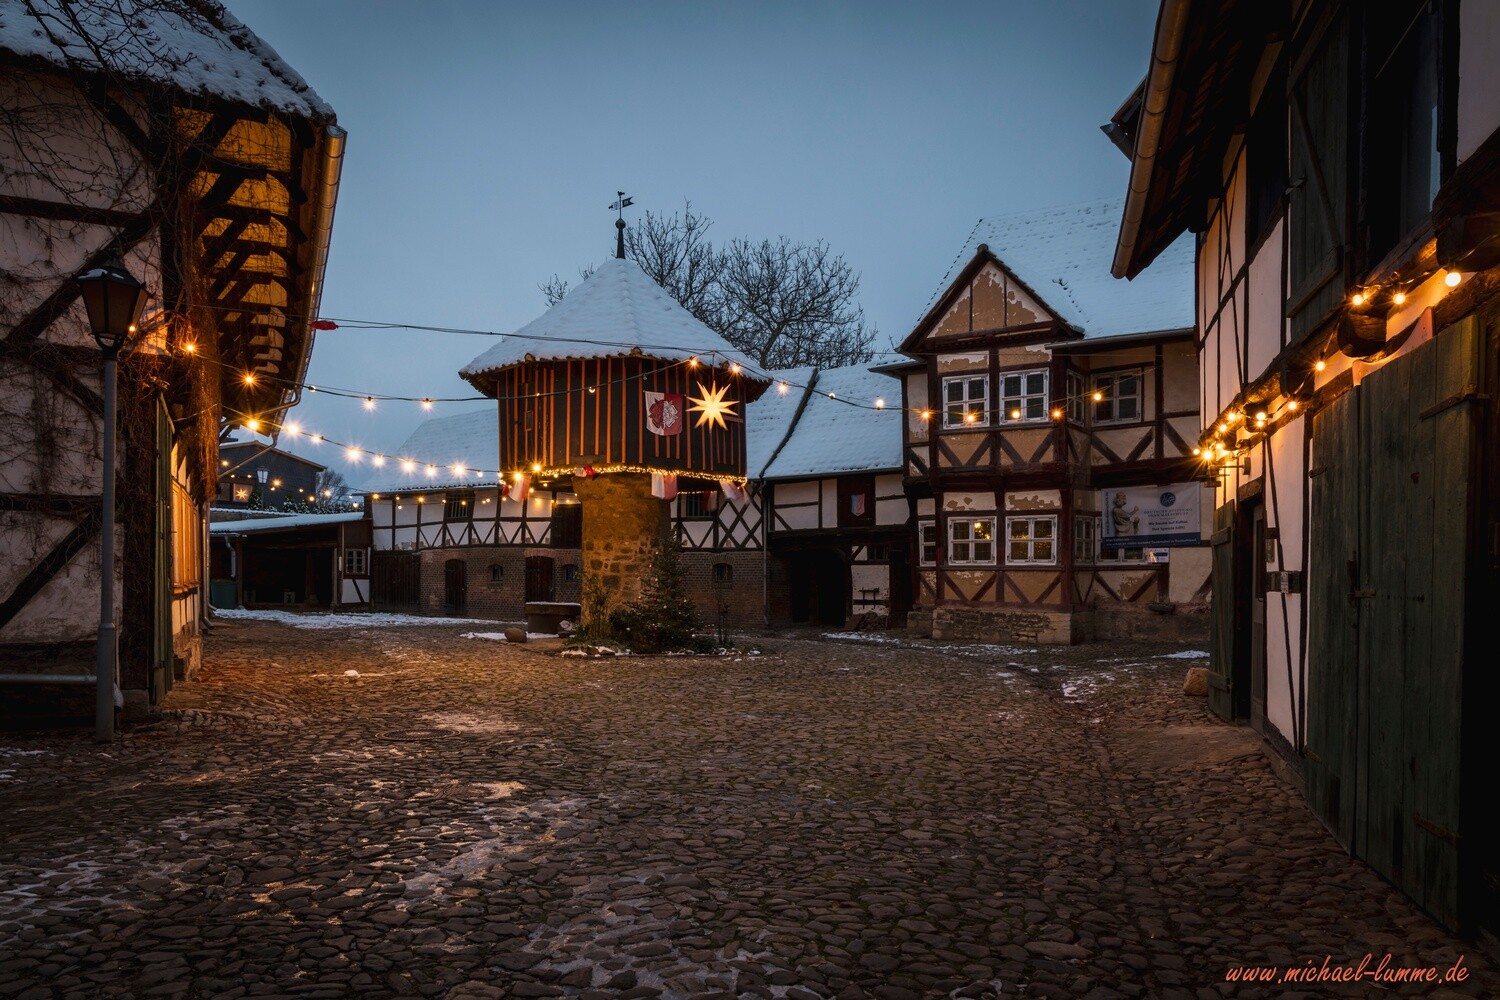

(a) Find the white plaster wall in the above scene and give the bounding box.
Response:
[1263,416,1307,746]
[1458,0,1500,161]
[1245,218,1284,380]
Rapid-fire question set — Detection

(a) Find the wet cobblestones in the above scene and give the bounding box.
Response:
[1,619,1492,999]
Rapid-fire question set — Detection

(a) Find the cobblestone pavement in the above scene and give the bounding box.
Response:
[2,618,1494,1000]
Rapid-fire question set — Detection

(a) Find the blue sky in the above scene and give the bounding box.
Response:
[225,0,1160,483]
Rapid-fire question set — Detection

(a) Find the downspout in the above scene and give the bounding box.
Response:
[1112,0,1193,279]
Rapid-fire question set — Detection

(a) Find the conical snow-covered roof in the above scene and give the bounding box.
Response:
[461,257,754,381]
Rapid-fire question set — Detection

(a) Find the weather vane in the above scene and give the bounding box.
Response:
[610,191,634,259]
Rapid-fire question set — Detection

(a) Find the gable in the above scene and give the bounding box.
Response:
[904,254,1063,352]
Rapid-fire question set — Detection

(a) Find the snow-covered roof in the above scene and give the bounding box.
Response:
[761,365,903,480]
[0,0,333,120]
[461,257,755,380]
[358,408,501,494]
[210,511,364,534]
[745,366,815,479]
[924,199,1194,339]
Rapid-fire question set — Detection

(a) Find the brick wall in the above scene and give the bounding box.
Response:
[680,550,766,630]
[417,546,582,620]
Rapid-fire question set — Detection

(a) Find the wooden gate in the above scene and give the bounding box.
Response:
[370,552,419,612]
[1305,319,1484,930]
[443,559,467,615]
[525,556,554,602]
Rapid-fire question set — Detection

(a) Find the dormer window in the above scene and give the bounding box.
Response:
[941,374,988,428]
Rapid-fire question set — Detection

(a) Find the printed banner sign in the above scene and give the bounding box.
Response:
[644,391,685,436]
[1100,484,1201,549]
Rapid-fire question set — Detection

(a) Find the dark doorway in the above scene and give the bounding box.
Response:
[888,543,913,627]
[372,553,420,612]
[525,556,555,602]
[1243,497,1267,729]
[443,558,467,615]
[788,549,847,626]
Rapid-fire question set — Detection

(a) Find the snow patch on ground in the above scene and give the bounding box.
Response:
[461,631,560,642]
[822,632,1034,659]
[422,712,519,736]
[217,608,503,629]
[0,747,52,783]
[1159,650,1209,659]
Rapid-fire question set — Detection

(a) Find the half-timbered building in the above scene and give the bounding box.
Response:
[1112,0,1499,933]
[215,441,325,508]
[892,201,1209,645]
[0,1,343,719]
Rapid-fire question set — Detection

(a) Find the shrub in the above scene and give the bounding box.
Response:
[607,539,699,653]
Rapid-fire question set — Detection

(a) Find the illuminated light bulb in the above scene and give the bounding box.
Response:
[874,398,885,409]
[1010,409,1021,420]
[1218,423,1228,433]
[399,459,414,473]
[245,418,261,432]
[1229,412,1241,422]
[220,459,229,467]
[1445,270,1462,287]
[828,392,837,400]
[452,464,467,476]
[425,465,437,478]
[688,357,699,367]
[1315,359,1326,372]
[183,342,196,354]
[272,479,281,488]
[964,412,977,424]
[1051,408,1063,420]
[1288,400,1299,412]
[128,323,137,334]
[920,410,932,421]
[364,397,376,410]
[1392,291,1407,305]
[346,447,359,462]
[373,455,385,467]
[416,496,424,504]
[1192,447,1201,456]
[242,372,256,386]
[1351,291,1366,306]
[588,386,597,394]
[285,422,301,437]
[421,398,433,410]
[1255,412,1267,423]
[308,385,317,392]
[531,462,542,473]
[513,472,523,481]
[1092,390,1103,402]
[372,493,380,500]
[323,489,332,498]
[730,362,741,374]
[310,434,323,445]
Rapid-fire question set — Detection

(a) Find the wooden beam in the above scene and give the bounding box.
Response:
[0,195,144,228]
[0,338,105,414]
[4,209,157,344]
[0,509,102,629]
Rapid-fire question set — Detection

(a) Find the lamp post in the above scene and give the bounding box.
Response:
[78,256,148,743]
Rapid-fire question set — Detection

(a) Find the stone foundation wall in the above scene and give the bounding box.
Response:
[575,473,669,629]
[914,601,1212,646]
[417,546,581,620]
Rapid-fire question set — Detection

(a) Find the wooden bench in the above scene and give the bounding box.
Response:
[525,601,581,635]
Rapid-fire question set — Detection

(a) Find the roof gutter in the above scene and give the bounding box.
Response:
[272,123,346,446]
[1112,0,1193,279]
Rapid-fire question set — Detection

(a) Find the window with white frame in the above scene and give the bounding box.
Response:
[1092,370,1143,424]
[1072,514,1095,563]
[918,521,939,566]
[344,548,367,575]
[947,517,996,565]
[941,374,988,428]
[998,369,1049,423]
[1066,371,1087,424]
[1006,515,1056,565]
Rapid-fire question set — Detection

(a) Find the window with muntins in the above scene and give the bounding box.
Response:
[1006,515,1056,565]
[1066,371,1087,424]
[344,548,367,575]
[1072,514,1095,563]
[1092,371,1143,424]
[444,490,475,520]
[948,517,996,565]
[680,491,717,518]
[918,521,939,566]
[998,369,1048,423]
[941,374,988,427]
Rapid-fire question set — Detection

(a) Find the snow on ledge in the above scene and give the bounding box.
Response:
[215,608,505,629]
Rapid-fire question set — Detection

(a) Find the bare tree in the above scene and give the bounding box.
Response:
[717,236,875,370]
[540,204,875,370]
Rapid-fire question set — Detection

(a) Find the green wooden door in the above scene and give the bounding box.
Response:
[1304,320,1481,930]
[1207,500,1237,721]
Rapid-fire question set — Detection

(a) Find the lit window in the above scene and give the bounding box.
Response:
[941,374,989,428]
[1005,515,1056,565]
[948,517,996,566]
[1092,371,1143,424]
[998,369,1049,423]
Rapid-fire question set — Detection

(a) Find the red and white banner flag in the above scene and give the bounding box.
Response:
[651,473,678,501]
[512,474,531,504]
[849,492,867,517]
[644,391,685,436]
[719,479,747,504]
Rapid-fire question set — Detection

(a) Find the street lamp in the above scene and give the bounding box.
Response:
[78,256,148,743]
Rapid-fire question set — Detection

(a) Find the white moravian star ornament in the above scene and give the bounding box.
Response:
[688,381,738,430]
